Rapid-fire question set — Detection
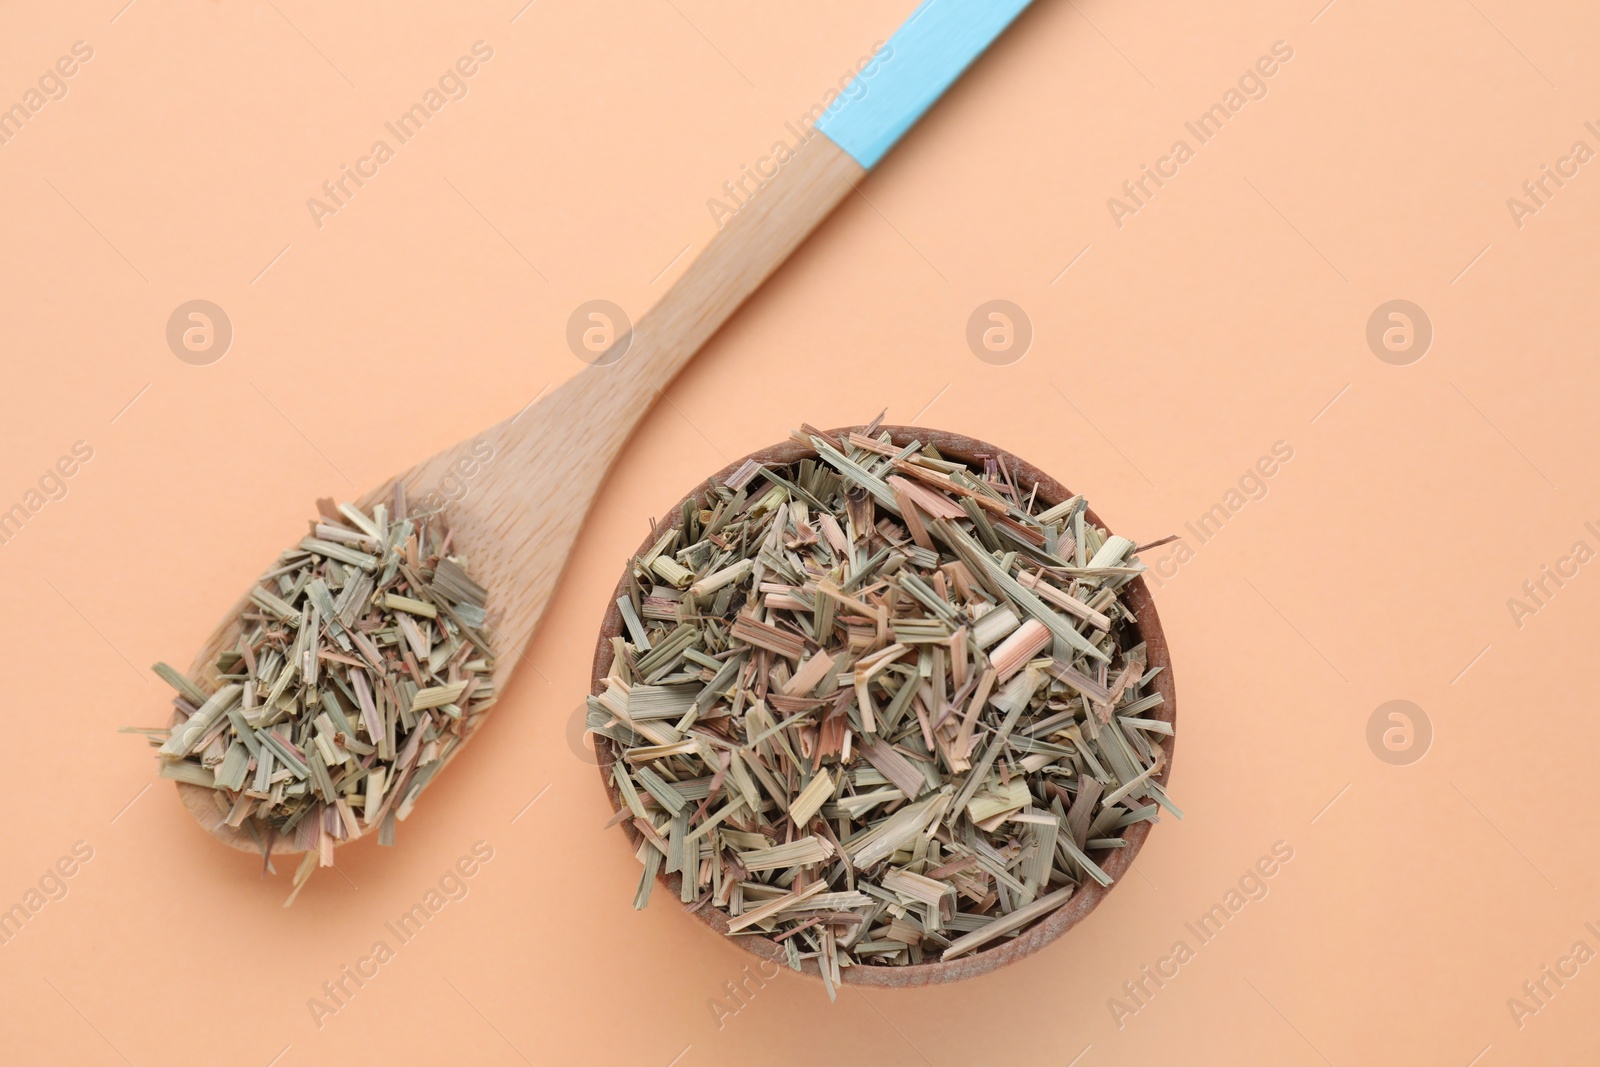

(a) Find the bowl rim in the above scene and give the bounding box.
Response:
[589,424,1177,987]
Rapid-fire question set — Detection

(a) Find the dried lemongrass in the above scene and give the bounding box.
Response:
[137,496,495,903]
[598,425,1178,991]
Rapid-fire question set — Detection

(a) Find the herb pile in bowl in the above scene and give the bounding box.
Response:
[593,426,1177,992]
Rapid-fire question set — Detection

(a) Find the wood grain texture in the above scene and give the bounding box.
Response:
[178,133,867,853]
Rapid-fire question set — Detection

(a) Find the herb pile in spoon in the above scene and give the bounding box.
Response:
[142,496,494,903]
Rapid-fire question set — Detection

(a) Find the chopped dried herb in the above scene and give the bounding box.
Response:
[138,495,495,904]
[596,426,1177,990]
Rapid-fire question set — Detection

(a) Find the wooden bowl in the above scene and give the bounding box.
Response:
[590,426,1177,986]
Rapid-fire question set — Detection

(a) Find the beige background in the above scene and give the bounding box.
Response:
[1,1,1596,1064]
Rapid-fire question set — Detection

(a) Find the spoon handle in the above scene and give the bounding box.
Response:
[566,0,1039,416]
[560,130,865,439]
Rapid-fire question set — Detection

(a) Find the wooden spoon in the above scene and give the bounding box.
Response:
[175,0,1039,852]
